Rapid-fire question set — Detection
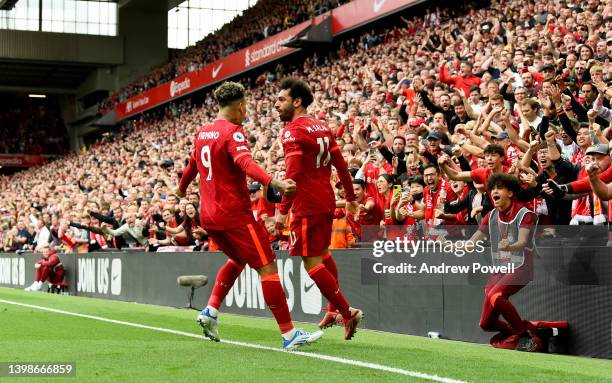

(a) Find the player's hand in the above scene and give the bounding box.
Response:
[270,178,296,195]
[346,200,359,217]
[586,162,601,178]
[175,188,186,198]
[434,209,444,219]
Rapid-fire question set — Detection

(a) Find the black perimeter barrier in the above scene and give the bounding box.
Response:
[1,236,611,359]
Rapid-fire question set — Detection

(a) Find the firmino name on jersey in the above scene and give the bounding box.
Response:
[306,125,328,133]
[198,131,220,140]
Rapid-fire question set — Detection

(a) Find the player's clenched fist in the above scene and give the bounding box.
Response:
[270,178,296,195]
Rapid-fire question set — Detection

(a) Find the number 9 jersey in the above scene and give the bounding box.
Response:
[279,116,355,217]
[181,119,271,230]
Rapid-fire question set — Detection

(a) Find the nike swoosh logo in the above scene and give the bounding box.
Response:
[304,282,315,293]
[212,64,223,78]
[373,0,386,12]
[112,274,120,281]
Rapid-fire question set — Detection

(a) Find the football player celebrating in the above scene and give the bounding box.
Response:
[178,81,322,351]
[274,78,362,340]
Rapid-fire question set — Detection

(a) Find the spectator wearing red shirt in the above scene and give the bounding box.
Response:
[439,61,482,96]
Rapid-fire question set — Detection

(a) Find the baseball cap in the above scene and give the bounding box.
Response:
[494,131,510,140]
[426,131,443,141]
[585,144,610,156]
[248,182,261,192]
[541,64,555,72]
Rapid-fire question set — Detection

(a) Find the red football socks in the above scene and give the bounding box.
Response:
[308,263,351,319]
[208,259,244,310]
[322,253,338,312]
[261,273,294,333]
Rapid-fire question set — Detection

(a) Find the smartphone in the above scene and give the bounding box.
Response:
[369,148,377,155]
[393,185,402,199]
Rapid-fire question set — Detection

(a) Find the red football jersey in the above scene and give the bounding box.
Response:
[280,116,355,217]
[186,119,261,230]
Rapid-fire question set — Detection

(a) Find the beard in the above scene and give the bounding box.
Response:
[278,106,293,122]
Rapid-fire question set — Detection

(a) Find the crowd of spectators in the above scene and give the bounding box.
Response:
[0,97,68,155]
[98,0,349,113]
[2,0,612,254]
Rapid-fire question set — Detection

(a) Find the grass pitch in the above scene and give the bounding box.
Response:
[0,287,610,383]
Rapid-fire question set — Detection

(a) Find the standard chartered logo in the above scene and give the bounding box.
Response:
[244,36,293,67]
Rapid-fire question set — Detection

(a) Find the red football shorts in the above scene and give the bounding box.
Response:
[289,213,333,257]
[207,221,275,269]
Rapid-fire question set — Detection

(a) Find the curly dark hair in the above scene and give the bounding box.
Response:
[213,81,246,107]
[280,77,314,108]
[483,144,505,157]
[486,173,521,196]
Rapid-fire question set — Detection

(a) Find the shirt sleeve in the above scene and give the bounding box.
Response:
[519,210,536,229]
[470,168,487,185]
[279,128,303,215]
[569,165,612,194]
[478,211,491,233]
[280,128,302,158]
[227,126,252,162]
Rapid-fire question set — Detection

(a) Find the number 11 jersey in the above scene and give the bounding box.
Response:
[280,116,339,217]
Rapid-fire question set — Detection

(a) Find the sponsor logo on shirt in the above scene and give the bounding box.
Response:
[282,130,295,143]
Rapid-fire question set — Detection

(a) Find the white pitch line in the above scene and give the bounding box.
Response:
[0,298,468,383]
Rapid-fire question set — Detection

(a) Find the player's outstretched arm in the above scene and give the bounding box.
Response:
[233,153,273,188]
[177,156,198,197]
[278,153,301,215]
